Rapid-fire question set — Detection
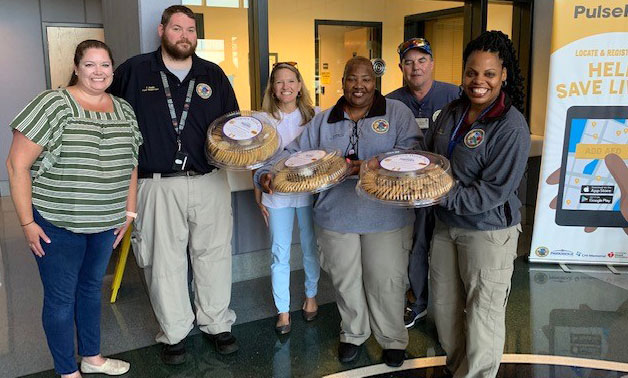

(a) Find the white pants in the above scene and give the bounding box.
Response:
[132,169,236,344]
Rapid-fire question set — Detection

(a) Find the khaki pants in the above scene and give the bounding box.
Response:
[132,169,236,344]
[316,225,412,349]
[430,219,520,378]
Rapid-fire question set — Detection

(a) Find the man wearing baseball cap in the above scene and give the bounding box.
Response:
[387,37,460,328]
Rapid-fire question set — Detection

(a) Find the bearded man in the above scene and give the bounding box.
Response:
[109,5,239,364]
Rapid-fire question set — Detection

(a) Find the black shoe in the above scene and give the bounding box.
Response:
[382,348,405,367]
[338,342,360,363]
[205,331,239,355]
[404,306,428,328]
[275,315,292,335]
[161,340,186,365]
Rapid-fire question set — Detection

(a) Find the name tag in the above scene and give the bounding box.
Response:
[415,118,429,130]
[141,85,160,92]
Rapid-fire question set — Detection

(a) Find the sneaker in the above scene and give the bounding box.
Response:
[404,307,428,328]
[338,342,361,363]
[160,340,186,365]
[382,348,406,367]
[205,331,239,355]
[80,358,130,375]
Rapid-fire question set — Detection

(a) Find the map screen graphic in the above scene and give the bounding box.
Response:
[562,118,627,212]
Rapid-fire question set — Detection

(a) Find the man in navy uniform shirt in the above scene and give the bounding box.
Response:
[109,5,239,364]
[387,38,460,328]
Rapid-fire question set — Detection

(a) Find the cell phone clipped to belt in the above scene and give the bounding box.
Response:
[172,150,188,171]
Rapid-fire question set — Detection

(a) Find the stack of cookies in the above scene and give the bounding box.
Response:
[357,151,454,207]
[271,149,350,194]
[206,111,281,170]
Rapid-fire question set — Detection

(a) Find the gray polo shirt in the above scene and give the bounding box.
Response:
[387,81,460,132]
[255,91,422,234]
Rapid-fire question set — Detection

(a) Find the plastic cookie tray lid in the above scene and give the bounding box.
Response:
[206,110,282,171]
[356,150,455,208]
[270,149,351,195]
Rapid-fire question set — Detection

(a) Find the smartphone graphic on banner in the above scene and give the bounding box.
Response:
[555,106,628,228]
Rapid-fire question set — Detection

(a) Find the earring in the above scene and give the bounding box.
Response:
[502,80,507,87]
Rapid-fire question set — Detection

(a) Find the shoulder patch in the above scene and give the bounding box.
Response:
[432,109,442,122]
[196,83,212,99]
[464,129,485,148]
[371,119,389,134]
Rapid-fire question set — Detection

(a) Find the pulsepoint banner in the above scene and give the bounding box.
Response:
[530,0,628,264]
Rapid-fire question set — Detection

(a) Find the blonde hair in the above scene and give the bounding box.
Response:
[262,63,315,125]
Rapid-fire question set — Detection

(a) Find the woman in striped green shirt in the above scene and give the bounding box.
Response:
[6,40,141,378]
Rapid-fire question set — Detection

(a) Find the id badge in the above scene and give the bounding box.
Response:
[172,150,188,171]
[415,118,429,130]
[346,148,358,161]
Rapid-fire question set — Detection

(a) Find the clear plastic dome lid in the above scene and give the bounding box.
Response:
[356,150,454,207]
[270,149,351,194]
[206,110,281,170]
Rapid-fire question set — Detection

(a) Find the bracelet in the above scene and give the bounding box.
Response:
[125,211,138,219]
[21,220,35,227]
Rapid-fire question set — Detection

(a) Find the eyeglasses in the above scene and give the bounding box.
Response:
[397,38,432,57]
[272,61,298,69]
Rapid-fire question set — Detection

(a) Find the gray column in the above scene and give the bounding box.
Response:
[102,0,180,65]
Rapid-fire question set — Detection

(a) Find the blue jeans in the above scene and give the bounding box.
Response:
[33,208,116,374]
[268,206,320,313]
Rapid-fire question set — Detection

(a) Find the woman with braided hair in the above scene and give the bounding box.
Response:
[424,30,530,378]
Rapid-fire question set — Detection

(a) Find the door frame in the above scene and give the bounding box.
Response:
[314,19,383,107]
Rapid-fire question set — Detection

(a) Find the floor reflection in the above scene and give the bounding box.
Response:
[2,186,627,378]
[529,264,628,364]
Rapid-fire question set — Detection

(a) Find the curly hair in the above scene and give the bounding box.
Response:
[462,30,525,113]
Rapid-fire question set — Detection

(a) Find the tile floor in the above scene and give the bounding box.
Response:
[1,197,628,377]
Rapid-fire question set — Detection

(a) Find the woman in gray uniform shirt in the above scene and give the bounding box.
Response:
[425,31,530,378]
[257,56,421,367]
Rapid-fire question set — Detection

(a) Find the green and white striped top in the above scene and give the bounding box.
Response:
[10,89,142,233]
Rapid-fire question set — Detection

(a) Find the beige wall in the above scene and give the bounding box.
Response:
[188,4,252,110]
[487,2,513,37]
[318,25,350,108]
[425,16,464,85]
[269,0,464,102]
[187,0,463,109]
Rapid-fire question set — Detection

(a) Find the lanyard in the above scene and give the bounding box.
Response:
[344,105,370,158]
[446,103,493,159]
[160,71,195,151]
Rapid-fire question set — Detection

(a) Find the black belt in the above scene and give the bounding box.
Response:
[138,170,205,179]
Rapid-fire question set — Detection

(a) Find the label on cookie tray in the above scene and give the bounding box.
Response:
[223,116,263,140]
[380,154,430,172]
[285,150,327,167]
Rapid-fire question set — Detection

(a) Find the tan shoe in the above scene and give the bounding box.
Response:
[80,358,130,375]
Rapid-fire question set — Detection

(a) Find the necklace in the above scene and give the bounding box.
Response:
[345,104,370,122]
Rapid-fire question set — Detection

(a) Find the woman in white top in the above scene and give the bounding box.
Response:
[255,62,319,334]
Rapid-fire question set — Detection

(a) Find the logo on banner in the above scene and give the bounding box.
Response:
[535,246,550,257]
[196,83,212,99]
[372,119,389,134]
[608,252,615,258]
[464,129,485,148]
